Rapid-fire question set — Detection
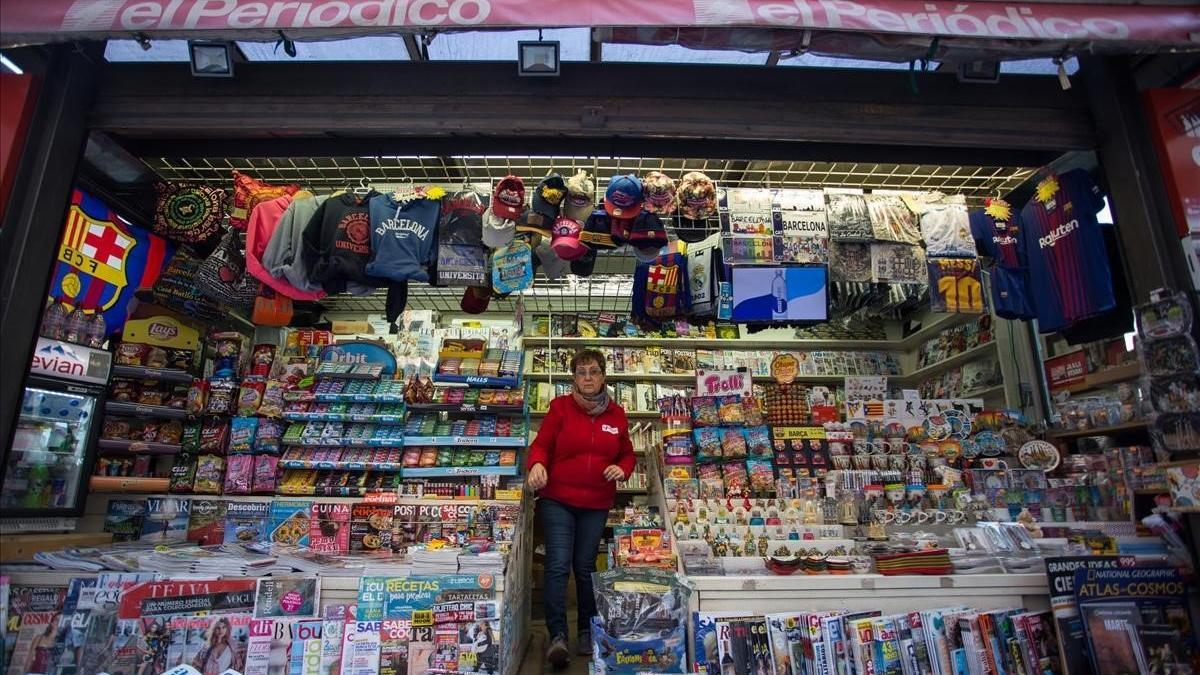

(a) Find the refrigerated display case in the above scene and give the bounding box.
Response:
[1,338,111,518]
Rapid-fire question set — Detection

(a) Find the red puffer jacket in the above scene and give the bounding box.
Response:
[526,395,637,510]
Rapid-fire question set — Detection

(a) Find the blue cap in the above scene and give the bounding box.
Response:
[604,174,644,219]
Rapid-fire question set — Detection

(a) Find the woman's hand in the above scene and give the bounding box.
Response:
[528,463,548,490]
[603,465,626,482]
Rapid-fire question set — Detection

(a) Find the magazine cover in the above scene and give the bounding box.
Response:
[357,577,388,622]
[287,619,324,674]
[382,574,496,621]
[763,613,804,675]
[1134,623,1193,674]
[185,613,250,675]
[141,496,191,543]
[321,603,355,675]
[242,618,274,675]
[1073,566,1198,674]
[224,500,271,545]
[254,577,321,619]
[350,503,394,554]
[342,620,383,675]
[1079,603,1143,675]
[103,498,146,541]
[1044,555,1136,675]
[695,612,756,675]
[408,631,436,675]
[187,498,227,545]
[380,619,411,675]
[310,502,351,554]
[5,586,65,675]
[269,499,313,548]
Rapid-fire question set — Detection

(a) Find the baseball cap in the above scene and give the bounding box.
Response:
[460,285,491,314]
[481,207,515,249]
[628,211,668,249]
[531,173,567,221]
[604,174,644,219]
[516,208,554,238]
[582,210,617,249]
[550,216,589,261]
[571,247,597,277]
[564,171,595,221]
[642,171,677,215]
[676,171,717,221]
[492,175,525,220]
[610,215,635,245]
[534,239,569,280]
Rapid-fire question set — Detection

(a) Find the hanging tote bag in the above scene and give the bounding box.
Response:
[151,249,225,322]
[196,229,261,310]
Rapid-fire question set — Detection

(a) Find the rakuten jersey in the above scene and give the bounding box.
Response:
[969,198,1035,320]
[1018,169,1114,333]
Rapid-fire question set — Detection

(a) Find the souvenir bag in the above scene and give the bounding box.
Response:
[491,239,533,294]
[196,229,261,310]
[151,249,225,322]
[154,182,226,244]
[641,252,692,320]
[228,170,300,230]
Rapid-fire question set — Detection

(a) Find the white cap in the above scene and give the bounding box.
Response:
[481,208,515,248]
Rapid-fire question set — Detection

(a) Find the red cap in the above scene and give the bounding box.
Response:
[492,176,525,220]
[460,286,491,314]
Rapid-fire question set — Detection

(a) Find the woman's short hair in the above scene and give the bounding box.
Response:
[570,349,607,374]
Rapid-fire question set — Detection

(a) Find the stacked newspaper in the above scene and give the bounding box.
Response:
[458,550,505,574]
[409,545,462,574]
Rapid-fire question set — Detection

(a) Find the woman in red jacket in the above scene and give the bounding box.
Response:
[527,349,636,668]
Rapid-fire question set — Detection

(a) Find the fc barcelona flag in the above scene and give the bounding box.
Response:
[48,188,174,335]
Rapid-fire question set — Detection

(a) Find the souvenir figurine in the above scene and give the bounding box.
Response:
[757,533,769,556]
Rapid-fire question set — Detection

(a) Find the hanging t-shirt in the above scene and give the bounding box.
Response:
[1018,169,1114,332]
[926,257,985,314]
[969,197,1035,321]
[365,194,440,283]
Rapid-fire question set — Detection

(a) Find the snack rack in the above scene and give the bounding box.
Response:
[277,362,407,497]
[404,338,528,493]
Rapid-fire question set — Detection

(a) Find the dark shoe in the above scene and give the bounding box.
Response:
[547,634,570,668]
[577,630,592,656]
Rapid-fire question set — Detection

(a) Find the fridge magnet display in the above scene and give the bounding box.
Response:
[1147,373,1200,414]
[1141,335,1199,377]
[1153,412,1200,453]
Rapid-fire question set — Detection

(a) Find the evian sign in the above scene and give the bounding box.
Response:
[1,0,1195,44]
[30,337,111,385]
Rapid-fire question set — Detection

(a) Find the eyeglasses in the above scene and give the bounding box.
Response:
[574,368,603,378]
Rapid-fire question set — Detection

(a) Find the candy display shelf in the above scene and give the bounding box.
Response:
[284,391,405,403]
[1046,420,1150,441]
[401,466,520,477]
[278,459,405,471]
[407,402,525,414]
[290,437,405,447]
[104,401,188,420]
[282,412,407,424]
[111,364,195,383]
[402,436,526,447]
[432,373,521,389]
[896,341,998,383]
[96,438,183,455]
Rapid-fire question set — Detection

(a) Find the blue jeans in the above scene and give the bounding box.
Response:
[539,497,608,640]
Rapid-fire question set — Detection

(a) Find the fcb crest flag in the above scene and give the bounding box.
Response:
[48,188,174,335]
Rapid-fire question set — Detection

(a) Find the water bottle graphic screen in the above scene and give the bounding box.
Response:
[730,266,828,322]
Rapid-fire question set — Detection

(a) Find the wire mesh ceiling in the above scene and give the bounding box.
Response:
[142,155,1035,315]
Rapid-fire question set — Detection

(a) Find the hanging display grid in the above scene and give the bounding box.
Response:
[143,155,1032,314]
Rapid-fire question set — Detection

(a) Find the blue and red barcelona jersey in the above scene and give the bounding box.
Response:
[969,198,1034,320]
[1018,169,1114,333]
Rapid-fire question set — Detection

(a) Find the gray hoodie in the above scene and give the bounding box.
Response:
[262,193,328,296]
